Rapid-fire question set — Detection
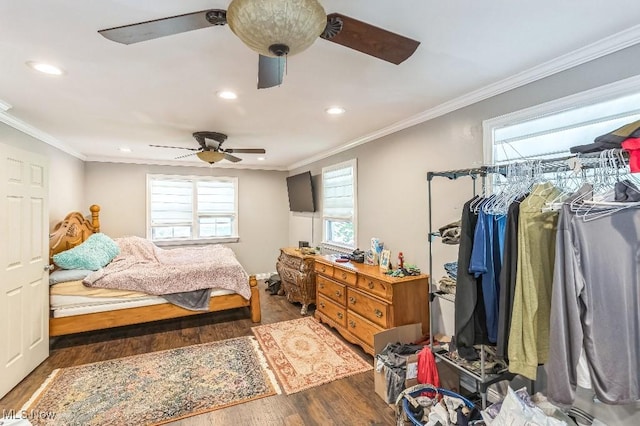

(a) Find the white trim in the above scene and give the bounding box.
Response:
[0,110,86,160]
[482,73,640,164]
[0,99,12,112]
[288,25,640,171]
[87,156,288,171]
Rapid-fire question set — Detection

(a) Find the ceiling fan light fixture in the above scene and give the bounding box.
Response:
[197,151,226,164]
[226,0,327,57]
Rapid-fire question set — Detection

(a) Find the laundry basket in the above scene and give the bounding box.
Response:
[398,384,476,426]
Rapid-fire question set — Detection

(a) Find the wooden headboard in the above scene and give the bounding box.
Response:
[49,205,101,263]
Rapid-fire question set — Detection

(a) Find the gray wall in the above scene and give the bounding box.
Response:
[83,162,289,276]
[0,123,85,228]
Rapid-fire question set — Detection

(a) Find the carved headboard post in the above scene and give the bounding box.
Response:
[90,204,101,233]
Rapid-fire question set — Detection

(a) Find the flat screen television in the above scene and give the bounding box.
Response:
[286,171,315,212]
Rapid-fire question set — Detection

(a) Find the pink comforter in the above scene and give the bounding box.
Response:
[83,236,250,299]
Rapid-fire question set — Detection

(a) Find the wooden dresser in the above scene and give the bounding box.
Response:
[276,247,316,315]
[314,256,429,356]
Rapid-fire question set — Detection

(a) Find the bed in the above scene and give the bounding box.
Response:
[48,205,261,337]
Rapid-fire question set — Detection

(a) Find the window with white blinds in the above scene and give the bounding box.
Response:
[147,174,238,243]
[321,159,357,249]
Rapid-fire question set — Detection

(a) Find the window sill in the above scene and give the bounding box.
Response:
[321,242,354,255]
[153,237,239,247]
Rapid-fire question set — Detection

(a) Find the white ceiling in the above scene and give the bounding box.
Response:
[1,1,640,170]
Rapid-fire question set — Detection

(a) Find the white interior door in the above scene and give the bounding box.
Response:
[0,143,49,399]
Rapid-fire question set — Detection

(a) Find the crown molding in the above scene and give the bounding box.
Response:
[0,109,86,160]
[0,99,12,112]
[85,155,288,171]
[288,24,640,170]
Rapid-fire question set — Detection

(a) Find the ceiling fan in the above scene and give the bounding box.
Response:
[150,131,266,163]
[98,0,420,89]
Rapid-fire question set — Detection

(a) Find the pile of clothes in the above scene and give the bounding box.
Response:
[438,261,458,295]
[570,119,640,172]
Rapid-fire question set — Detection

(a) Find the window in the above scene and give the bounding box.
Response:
[322,159,357,249]
[484,76,640,165]
[147,174,238,244]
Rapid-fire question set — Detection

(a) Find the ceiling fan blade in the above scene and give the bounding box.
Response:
[223,153,243,163]
[321,13,420,65]
[175,152,198,159]
[225,148,266,154]
[149,144,199,151]
[98,9,227,45]
[257,55,285,89]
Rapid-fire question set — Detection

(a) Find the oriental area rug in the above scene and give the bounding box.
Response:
[22,336,280,426]
[252,317,372,394]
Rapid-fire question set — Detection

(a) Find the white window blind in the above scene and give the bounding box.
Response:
[322,159,357,249]
[147,174,238,243]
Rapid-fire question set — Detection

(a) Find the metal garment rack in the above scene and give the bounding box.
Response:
[427,167,515,409]
[425,149,630,409]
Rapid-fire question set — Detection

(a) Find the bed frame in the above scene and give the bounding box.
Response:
[48,205,261,337]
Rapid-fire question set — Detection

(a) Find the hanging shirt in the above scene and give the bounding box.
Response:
[469,197,505,344]
[496,196,526,360]
[508,182,561,380]
[455,197,489,359]
[547,203,640,406]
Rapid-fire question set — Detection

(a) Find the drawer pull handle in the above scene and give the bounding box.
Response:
[374,309,383,318]
[319,283,324,289]
[349,320,356,328]
[320,302,325,308]
[335,291,342,297]
[349,296,356,304]
[337,312,343,319]
[341,272,347,280]
[368,281,374,289]
[321,266,326,272]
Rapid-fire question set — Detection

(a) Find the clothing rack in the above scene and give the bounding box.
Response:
[426,148,631,411]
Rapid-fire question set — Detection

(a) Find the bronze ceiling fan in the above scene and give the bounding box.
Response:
[150,131,266,163]
[98,0,420,89]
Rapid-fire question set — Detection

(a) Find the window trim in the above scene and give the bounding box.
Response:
[483,74,640,164]
[146,173,239,246]
[321,159,357,251]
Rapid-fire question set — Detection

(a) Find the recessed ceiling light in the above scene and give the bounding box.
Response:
[26,61,64,76]
[325,106,346,115]
[257,157,266,161]
[217,90,238,100]
[119,147,132,153]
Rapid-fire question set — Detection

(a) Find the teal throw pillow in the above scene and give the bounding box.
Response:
[52,233,120,270]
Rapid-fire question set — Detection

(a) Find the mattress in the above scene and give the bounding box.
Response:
[50,280,236,318]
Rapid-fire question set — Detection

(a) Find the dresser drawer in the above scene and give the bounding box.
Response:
[347,288,389,328]
[318,295,346,327]
[346,310,384,349]
[356,275,390,300]
[314,262,333,276]
[317,275,346,305]
[333,267,357,286]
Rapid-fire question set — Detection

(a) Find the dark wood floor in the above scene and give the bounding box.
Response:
[0,281,396,425]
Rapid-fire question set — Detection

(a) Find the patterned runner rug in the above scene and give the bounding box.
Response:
[252,317,372,394]
[22,336,280,425]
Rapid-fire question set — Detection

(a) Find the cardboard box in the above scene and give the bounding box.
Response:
[373,323,460,404]
[373,323,423,404]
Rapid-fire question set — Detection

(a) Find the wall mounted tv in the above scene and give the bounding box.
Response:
[286,171,316,212]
